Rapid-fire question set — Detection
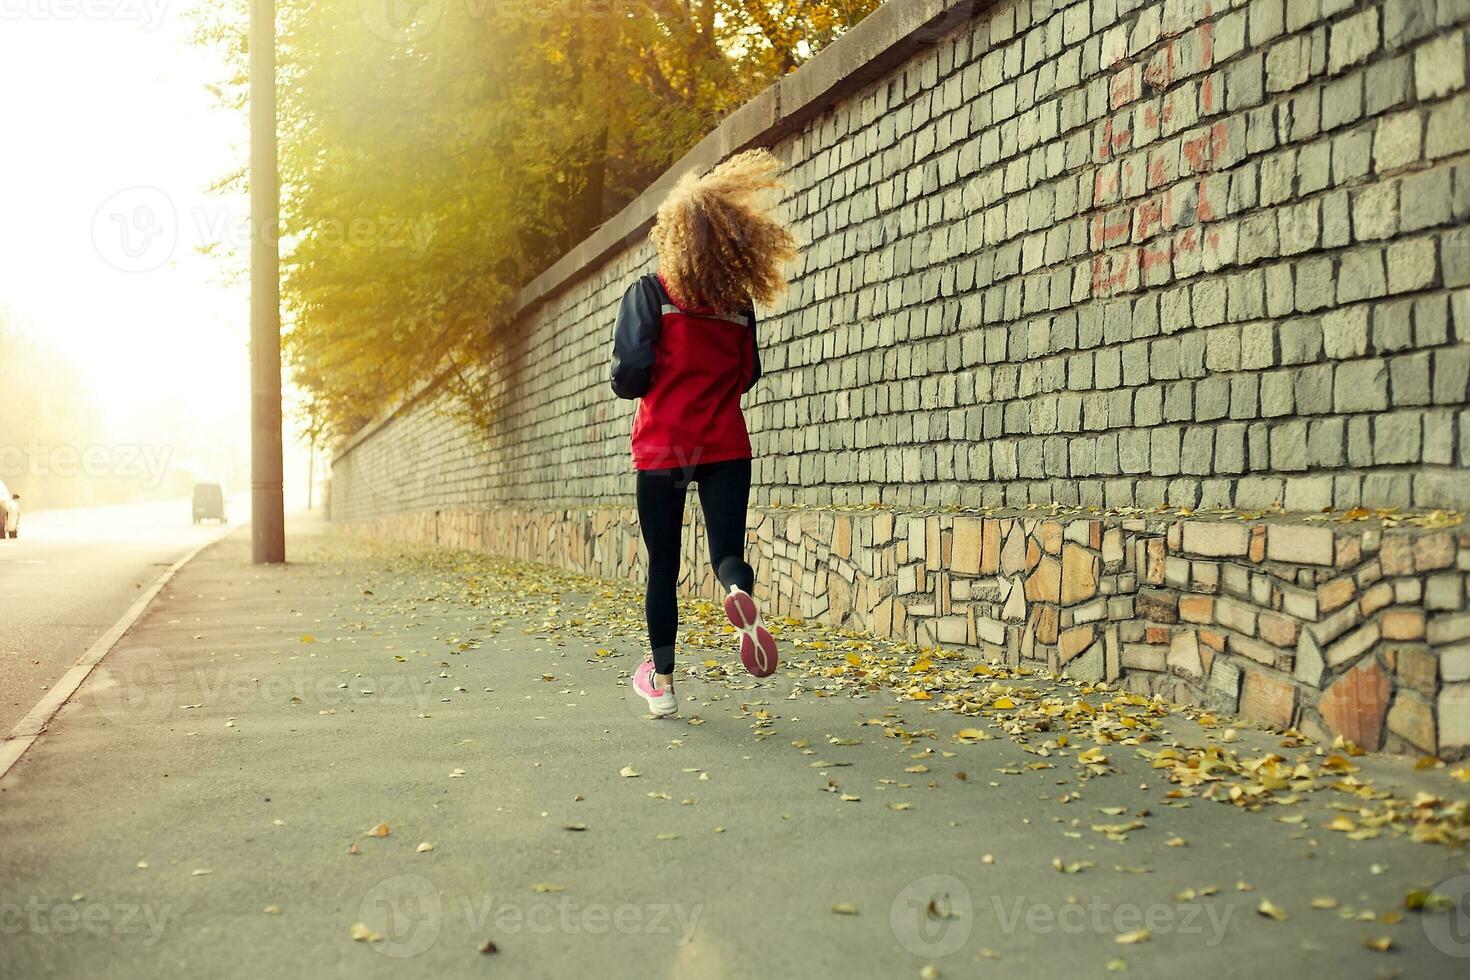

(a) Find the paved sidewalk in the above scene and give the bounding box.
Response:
[1,519,1468,979]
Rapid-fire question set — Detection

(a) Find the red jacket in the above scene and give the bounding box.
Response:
[610,272,761,472]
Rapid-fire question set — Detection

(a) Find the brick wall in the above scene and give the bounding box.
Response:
[331,0,1470,755]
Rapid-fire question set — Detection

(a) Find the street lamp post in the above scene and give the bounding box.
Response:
[250,0,285,564]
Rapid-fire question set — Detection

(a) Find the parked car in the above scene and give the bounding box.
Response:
[0,479,18,539]
[192,483,226,524]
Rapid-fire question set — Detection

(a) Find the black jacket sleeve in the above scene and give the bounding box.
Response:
[610,276,663,399]
[742,303,761,394]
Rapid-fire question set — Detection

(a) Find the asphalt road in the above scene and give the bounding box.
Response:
[1,525,1466,978]
[0,498,236,734]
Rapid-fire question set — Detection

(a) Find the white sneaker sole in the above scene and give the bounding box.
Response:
[633,677,678,717]
[640,697,677,718]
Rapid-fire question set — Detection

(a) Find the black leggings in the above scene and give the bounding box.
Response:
[636,457,756,674]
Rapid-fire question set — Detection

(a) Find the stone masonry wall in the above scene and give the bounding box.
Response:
[331,0,1470,756]
[347,503,1470,758]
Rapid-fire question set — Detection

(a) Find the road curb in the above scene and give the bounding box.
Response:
[0,529,232,784]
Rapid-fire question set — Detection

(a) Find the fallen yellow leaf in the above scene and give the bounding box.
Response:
[1257,899,1288,922]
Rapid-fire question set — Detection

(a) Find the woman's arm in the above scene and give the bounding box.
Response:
[743,304,761,394]
[610,276,663,399]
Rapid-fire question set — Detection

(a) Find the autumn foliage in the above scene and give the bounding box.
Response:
[194,0,879,439]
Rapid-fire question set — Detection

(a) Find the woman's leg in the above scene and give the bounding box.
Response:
[697,457,777,677]
[694,457,755,594]
[636,468,689,677]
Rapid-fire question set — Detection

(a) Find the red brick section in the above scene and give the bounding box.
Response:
[1240,669,1296,730]
[1318,657,1393,751]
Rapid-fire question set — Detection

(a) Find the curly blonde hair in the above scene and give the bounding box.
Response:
[650,148,798,313]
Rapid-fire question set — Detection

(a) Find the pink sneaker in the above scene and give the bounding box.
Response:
[632,658,677,717]
[723,585,778,677]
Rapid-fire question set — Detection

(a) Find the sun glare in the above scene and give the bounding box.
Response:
[0,2,314,509]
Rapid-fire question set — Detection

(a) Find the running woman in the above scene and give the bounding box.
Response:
[610,148,798,718]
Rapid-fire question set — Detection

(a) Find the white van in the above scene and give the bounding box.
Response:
[0,479,18,539]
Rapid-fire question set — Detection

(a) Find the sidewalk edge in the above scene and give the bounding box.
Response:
[0,530,231,783]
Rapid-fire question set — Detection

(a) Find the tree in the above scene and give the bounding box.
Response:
[194,0,881,439]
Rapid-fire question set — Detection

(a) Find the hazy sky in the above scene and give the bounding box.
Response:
[0,1,313,501]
